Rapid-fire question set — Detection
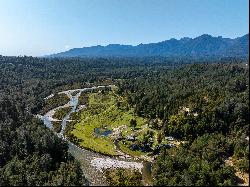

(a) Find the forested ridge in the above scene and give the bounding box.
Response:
[119,62,249,137]
[118,61,249,185]
[0,55,249,186]
[51,33,249,58]
[0,56,181,186]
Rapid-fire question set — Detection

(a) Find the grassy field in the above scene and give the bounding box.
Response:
[118,141,148,157]
[71,88,148,156]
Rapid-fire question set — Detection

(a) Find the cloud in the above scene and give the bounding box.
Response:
[64,45,70,50]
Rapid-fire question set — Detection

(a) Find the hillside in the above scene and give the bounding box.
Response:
[1,56,249,186]
[50,34,249,58]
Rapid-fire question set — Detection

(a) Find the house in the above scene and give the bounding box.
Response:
[126,135,136,141]
[165,136,174,141]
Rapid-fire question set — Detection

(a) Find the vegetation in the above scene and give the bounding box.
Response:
[118,142,147,157]
[0,100,87,186]
[236,158,249,173]
[52,121,62,133]
[53,107,72,120]
[117,61,249,185]
[104,168,142,186]
[40,93,69,115]
[78,91,89,107]
[68,89,147,156]
[130,119,137,129]
[153,133,238,186]
[0,55,248,186]
[232,133,249,173]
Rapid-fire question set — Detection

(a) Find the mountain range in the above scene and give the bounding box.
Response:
[50,34,249,58]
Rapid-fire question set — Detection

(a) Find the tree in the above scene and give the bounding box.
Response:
[130,119,137,130]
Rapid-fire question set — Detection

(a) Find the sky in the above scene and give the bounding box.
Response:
[0,0,249,56]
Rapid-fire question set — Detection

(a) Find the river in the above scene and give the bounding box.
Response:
[37,85,152,186]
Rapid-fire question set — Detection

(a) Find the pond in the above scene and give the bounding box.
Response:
[38,85,153,186]
[94,127,113,137]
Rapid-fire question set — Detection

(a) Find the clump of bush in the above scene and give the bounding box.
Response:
[104,168,142,186]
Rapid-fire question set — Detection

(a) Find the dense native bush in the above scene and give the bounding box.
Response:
[0,56,248,186]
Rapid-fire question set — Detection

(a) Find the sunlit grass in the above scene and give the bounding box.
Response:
[118,141,147,157]
[71,88,147,156]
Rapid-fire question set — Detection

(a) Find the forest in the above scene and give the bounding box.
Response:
[0,55,249,186]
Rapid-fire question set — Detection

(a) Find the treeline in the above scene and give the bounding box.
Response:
[0,99,86,186]
[119,62,249,138]
[0,55,248,186]
[118,61,249,185]
[0,55,180,186]
[153,133,237,186]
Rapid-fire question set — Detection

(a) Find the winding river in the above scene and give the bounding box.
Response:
[37,85,152,186]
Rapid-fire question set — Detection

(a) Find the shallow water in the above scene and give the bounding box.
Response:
[38,85,153,185]
[142,161,153,186]
[68,142,108,186]
[95,128,113,137]
[60,91,81,136]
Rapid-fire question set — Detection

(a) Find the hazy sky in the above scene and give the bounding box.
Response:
[0,0,249,56]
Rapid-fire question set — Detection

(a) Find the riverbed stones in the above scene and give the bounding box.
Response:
[91,157,143,173]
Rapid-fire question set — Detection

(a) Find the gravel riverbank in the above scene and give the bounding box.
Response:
[37,86,151,186]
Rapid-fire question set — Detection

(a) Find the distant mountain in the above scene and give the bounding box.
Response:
[50,34,249,58]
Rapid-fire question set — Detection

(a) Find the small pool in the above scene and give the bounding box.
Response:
[94,127,112,137]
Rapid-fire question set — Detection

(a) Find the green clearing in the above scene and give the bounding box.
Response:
[71,88,148,156]
[118,141,147,157]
